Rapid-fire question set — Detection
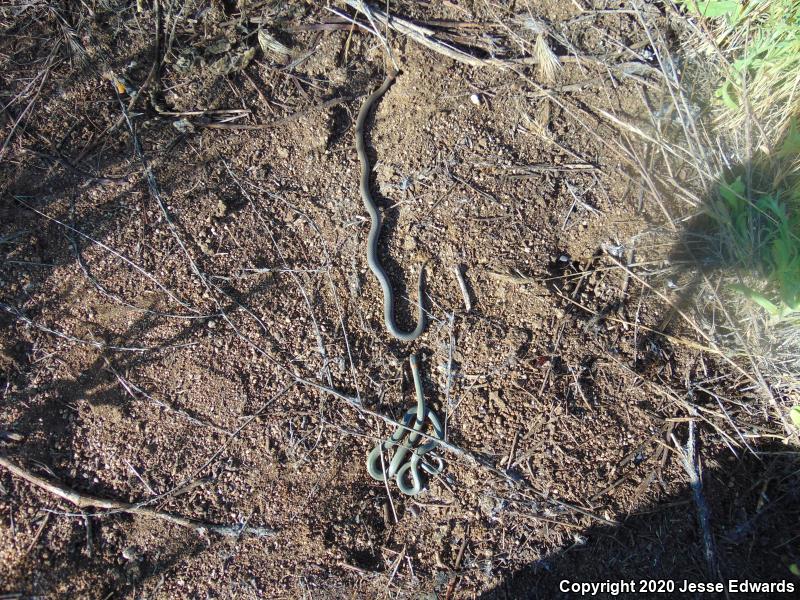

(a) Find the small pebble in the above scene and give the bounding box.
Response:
[470,93,481,105]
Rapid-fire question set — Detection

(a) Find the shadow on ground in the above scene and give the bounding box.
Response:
[478,440,799,599]
[476,147,800,598]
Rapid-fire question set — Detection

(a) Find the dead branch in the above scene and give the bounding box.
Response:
[339,0,513,68]
[0,455,276,539]
[671,420,720,579]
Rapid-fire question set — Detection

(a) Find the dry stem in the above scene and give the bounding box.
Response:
[0,455,275,539]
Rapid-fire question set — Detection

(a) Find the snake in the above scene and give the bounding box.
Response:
[366,353,445,495]
[355,69,427,341]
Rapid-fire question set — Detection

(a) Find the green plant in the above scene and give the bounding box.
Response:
[679,0,800,146]
[705,124,800,320]
[711,176,800,319]
[710,177,800,319]
[790,406,800,428]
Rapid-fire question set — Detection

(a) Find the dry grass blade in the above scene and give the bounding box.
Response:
[593,5,799,442]
[340,0,510,69]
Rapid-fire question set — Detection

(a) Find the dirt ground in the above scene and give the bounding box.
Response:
[1,1,798,598]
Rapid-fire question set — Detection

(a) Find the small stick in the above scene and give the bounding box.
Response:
[125,460,158,496]
[24,150,129,185]
[444,312,456,438]
[241,69,275,114]
[23,513,50,556]
[445,524,470,600]
[338,1,502,68]
[1,301,197,353]
[385,544,406,590]
[505,430,520,469]
[13,199,199,314]
[349,0,399,71]
[453,265,472,312]
[569,365,593,413]
[0,455,276,539]
[380,449,399,525]
[338,561,376,576]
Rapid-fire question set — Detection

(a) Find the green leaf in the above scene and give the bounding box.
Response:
[790,406,800,429]
[734,210,750,241]
[772,238,793,270]
[719,176,745,211]
[682,0,742,19]
[777,119,800,159]
[716,81,740,110]
[756,194,780,217]
[731,284,782,317]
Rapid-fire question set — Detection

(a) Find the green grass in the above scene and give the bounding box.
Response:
[707,128,800,320]
[678,1,800,320]
[679,0,800,146]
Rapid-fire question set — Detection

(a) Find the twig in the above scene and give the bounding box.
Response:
[379,448,399,525]
[114,84,209,292]
[81,510,93,557]
[0,46,58,161]
[227,170,365,403]
[23,513,50,556]
[0,301,197,353]
[338,561,378,577]
[196,97,348,129]
[0,455,276,539]
[453,265,472,312]
[103,358,231,434]
[339,0,508,68]
[385,544,405,591]
[505,162,596,175]
[125,460,158,496]
[505,430,520,469]
[445,524,469,600]
[670,420,720,579]
[13,198,199,315]
[229,164,333,387]
[241,69,275,114]
[25,149,129,185]
[341,0,651,79]
[348,1,399,71]
[444,312,456,438]
[63,197,207,322]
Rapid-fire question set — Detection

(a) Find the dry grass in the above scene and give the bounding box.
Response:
[679,0,800,149]
[600,3,800,437]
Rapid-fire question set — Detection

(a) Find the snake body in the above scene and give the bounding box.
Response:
[355,70,427,341]
[366,353,445,495]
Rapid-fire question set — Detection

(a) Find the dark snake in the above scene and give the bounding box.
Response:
[366,353,445,495]
[355,70,427,341]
